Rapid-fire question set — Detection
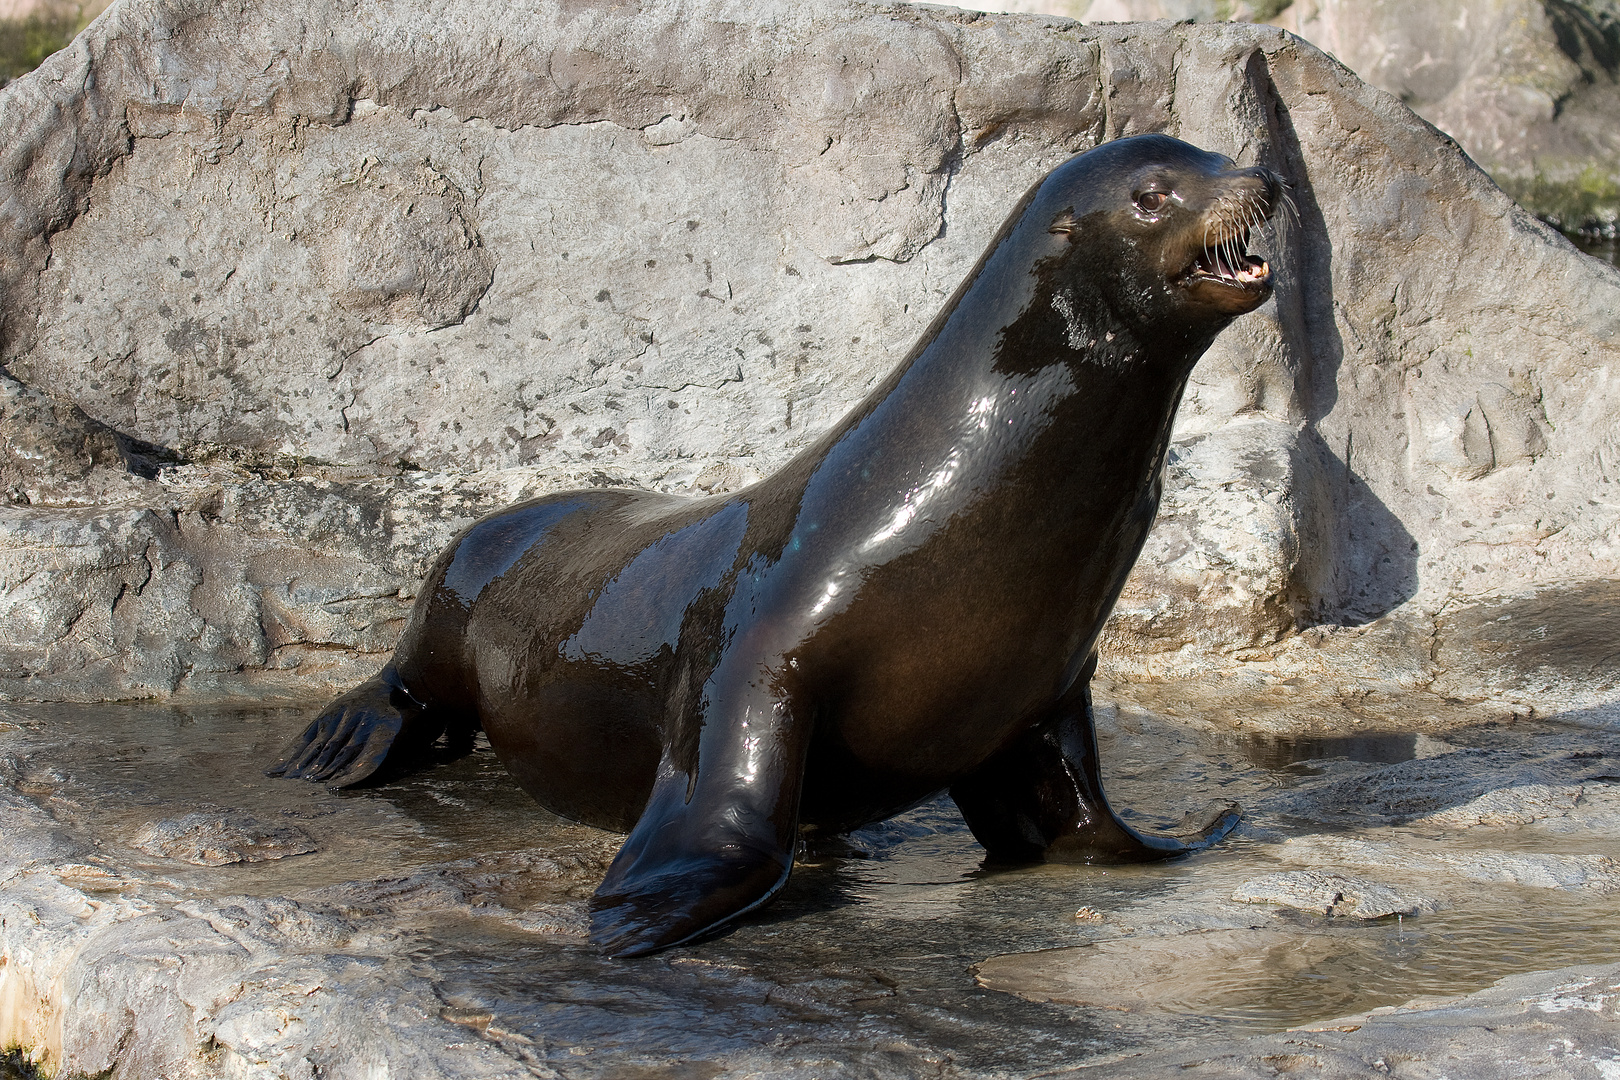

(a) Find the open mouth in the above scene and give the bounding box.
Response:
[1185,225,1270,292]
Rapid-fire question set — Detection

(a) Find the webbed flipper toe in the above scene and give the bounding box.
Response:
[267,666,442,790]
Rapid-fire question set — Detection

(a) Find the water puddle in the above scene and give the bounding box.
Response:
[1228,730,1422,770]
[3,697,1619,1071]
[975,886,1617,1031]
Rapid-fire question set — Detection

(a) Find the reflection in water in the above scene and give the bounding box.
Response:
[977,895,1612,1031]
[1232,731,1418,771]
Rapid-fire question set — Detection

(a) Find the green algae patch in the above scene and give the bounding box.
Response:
[1500,165,1620,237]
[0,9,89,86]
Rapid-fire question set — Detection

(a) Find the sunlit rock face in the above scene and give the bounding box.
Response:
[0,0,1617,707]
[986,0,1620,234]
[1279,0,1620,234]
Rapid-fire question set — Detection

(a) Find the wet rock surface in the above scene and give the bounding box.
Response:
[1229,871,1440,918]
[1264,734,1620,826]
[129,808,318,866]
[1070,962,1620,1078]
[3,697,1620,1077]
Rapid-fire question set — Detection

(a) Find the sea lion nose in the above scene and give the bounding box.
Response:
[1239,166,1284,215]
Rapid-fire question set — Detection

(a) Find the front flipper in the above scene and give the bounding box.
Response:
[589,671,811,958]
[267,665,457,789]
[951,658,1239,864]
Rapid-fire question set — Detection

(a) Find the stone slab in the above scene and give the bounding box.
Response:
[1,0,1618,704]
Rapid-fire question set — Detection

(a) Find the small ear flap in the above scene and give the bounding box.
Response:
[1048,211,1079,235]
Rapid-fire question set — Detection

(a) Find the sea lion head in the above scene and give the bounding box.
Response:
[1035,133,1282,334]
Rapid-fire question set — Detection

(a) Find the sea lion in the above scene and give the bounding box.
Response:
[270,133,1280,958]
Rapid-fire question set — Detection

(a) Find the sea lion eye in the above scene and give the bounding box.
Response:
[1135,191,1168,213]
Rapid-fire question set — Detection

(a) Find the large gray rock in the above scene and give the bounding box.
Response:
[0,0,1617,708]
[1278,0,1620,235]
[990,0,1620,235]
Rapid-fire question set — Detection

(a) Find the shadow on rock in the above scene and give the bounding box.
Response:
[1264,75,1421,631]
[1434,582,1620,713]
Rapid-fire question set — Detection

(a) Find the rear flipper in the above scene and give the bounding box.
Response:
[267,665,463,789]
[951,660,1239,864]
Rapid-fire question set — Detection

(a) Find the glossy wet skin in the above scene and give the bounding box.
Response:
[271,134,1280,956]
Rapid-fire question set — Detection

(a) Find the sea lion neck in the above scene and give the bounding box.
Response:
[790,201,1207,480]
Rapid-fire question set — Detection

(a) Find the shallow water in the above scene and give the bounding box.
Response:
[974,872,1616,1031]
[3,699,1618,1073]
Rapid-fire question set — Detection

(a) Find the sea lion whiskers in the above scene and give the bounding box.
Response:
[1183,176,1276,294]
[1275,177,1301,228]
[1198,201,1256,285]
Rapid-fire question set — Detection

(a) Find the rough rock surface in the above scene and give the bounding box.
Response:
[1265,740,1620,824]
[128,808,318,865]
[1281,835,1620,892]
[0,0,1617,709]
[1281,0,1620,236]
[983,0,1620,234]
